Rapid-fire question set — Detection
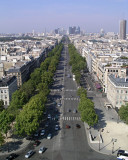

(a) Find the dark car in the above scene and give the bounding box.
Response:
[6,153,17,160]
[76,124,81,128]
[26,136,34,141]
[33,140,40,147]
[66,125,70,129]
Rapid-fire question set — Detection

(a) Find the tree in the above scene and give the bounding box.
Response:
[0,100,4,112]
[77,87,87,98]
[0,132,5,146]
[0,110,14,137]
[81,107,98,126]
[119,104,128,124]
[78,97,94,112]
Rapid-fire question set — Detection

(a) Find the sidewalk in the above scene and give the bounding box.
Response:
[0,137,30,155]
[85,90,128,156]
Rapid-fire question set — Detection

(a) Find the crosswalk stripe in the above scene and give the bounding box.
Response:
[62,116,81,121]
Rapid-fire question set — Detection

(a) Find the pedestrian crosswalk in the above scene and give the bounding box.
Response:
[62,116,81,121]
[65,89,77,92]
[63,98,80,101]
[51,116,81,121]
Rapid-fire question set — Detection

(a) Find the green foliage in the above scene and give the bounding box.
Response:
[0,100,4,112]
[119,104,128,124]
[68,44,86,84]
[77,88,98,127]
[0,110,14,136]
[81,108,98,126]
[77,87,87,98]
[0,132,5,146]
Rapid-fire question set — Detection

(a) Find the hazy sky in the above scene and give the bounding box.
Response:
[0,0,128,33]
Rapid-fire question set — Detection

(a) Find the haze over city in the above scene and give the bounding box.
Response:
[0,0,128,33]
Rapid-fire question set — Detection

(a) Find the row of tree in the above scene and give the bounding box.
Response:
[68,44,86,84]
[68,44,98,126]
[77,87,98,126]
[0,43,63,145]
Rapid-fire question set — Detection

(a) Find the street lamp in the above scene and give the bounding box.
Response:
[112,138,117,154]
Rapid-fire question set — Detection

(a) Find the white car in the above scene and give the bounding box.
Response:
[47,133,52,139]
[25,150,34,158]
[57,103,61,107]
[39,146,45,154]
[40,129,45,136]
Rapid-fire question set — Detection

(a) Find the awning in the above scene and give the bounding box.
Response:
[95,83,101,89]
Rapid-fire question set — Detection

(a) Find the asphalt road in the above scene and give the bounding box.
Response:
[1,41,117,160]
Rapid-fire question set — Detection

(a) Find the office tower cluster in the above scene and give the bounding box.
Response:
[119,20,127,40]
[69,26,80,35]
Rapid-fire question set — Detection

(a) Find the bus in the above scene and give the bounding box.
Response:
[117,150,128,160]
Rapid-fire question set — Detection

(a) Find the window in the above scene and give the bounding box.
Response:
[120,96,122,99]
[1,90,3,93]
[117,90,119,93]
[116,101,118,104]
[116,70,118,72]
[5,101,7,105]
[4,90,6,93]
[126,91,127,94]
[121,90,123,94]
[5,95,7,99]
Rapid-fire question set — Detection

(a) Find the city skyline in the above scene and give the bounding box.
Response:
[0,0,128,33]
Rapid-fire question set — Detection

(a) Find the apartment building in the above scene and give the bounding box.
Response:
[0,76,17,105]
[107,74,128,109]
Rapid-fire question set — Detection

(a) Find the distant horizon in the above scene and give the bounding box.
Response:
[0,0,128,34]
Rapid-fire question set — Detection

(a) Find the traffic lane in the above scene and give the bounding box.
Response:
[64,77,77,90]
[63,100,79,116]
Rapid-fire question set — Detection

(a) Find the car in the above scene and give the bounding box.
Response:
[47,114,51,119]
[76,124,81,128]
[53,101,57,105]
[6,153,17,160]
[25,150,34,158]
[57,103,61,107]
[55,125,59,131]
[39,146,45,154]
[73,109,77,113]
[55,115,58,120]
[45,122,49,127]
[65,125,70,129]
[34,131,39,137]
[40,129,45,136]
[33,140,40,147]
[47,133,52,139]
[67,109,71,112]
[26,136,34,141]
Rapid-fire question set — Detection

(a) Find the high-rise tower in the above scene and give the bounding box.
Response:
[119,20,127,40]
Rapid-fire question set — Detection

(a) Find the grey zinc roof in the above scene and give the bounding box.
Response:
[109,74,128,87]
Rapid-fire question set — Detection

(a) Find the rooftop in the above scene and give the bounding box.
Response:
[109,74,128,87]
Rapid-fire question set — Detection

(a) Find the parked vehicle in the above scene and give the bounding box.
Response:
[6,153,17,160]
[25,150,34,158]
[33,140,40,147]
[40,129,45,136]
[45,122,49,127]
[57,103,61,107]
[34,131,39,137]
[55,125,59,131]
[47,114,51,119]
[47,133,52,139]
[39,146,45,154]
